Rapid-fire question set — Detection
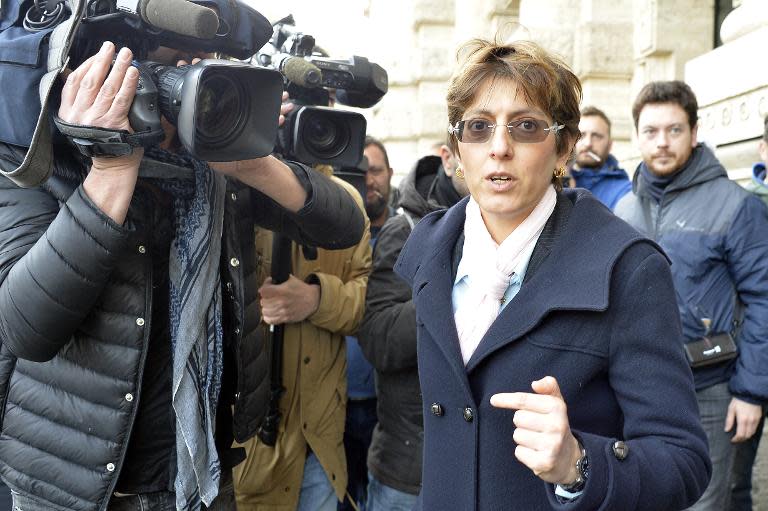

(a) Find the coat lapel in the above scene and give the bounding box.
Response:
[411,200,473,389]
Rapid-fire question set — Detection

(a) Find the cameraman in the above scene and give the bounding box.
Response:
[0,38,364,511]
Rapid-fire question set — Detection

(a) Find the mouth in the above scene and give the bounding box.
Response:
[485,174,516,191]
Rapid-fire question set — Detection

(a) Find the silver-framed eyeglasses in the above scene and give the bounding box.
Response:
[449,118,565,144]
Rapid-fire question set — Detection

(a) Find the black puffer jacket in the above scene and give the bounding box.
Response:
[358,155,464,495]
[0,143,364,511]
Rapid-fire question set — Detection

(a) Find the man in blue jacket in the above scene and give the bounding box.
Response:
[616,81,768,511]
[728,114,768,511]
[570,106,631,210]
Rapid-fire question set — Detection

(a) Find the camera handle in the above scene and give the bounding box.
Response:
[53,115,164,158]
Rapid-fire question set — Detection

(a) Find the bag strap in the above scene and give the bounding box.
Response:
[0,0,85,188]
[396,206,416,231]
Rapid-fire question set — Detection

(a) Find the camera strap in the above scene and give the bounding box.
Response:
[53,115,165,158]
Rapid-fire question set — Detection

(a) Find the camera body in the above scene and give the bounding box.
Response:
[258,16,388,169]
[129,59,283,161]
[0,0,282,163]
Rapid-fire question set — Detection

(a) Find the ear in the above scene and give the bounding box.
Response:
[759,140,768,164]
[607,138,613,154]
[691,123,699,148]
[556,135,576,169]
[440,145,455,175]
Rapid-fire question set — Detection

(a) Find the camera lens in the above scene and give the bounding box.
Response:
[196,73,249,148]
[301,113,349,160]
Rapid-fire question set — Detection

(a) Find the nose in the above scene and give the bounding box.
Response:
[489,124,513,159]
[656,131,670,148]
[366,171,376,189]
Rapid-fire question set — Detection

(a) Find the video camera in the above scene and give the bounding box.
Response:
[0,0,283,168]
[255,15,388,168]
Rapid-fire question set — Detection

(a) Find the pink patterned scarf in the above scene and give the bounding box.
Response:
[454,186,556,364]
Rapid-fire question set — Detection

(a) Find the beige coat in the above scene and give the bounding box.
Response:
[233,175,372,510]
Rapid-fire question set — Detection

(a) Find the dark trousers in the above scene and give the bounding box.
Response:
[729,410,766,511]
[10,471,234,511]
[0,480,11,511]
[338,398,377,511]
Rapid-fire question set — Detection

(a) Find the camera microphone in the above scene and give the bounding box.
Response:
[135,0,220,40]
[278,56,322,88]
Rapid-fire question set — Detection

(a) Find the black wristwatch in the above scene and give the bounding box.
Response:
[560,441,589,493]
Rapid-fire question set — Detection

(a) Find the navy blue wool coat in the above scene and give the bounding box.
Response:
[395,190,711,511]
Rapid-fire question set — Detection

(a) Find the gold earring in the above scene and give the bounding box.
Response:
[455,166,464,179]
[554,166,566,178]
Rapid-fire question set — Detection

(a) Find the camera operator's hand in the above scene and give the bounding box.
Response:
[59,41,143,224]
[279,91,294,127]
[207,89,307,211]
[259,275,320,325]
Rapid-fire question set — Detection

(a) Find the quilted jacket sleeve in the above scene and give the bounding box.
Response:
[724,195,768,404]
[250,162,365,250]
[0,171,131,361]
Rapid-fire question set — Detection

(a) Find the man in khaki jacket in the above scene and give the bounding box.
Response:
[233,168,372,511]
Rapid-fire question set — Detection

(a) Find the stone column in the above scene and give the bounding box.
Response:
[573,0,634,165]
[625,0,715,171]
[517,0,580,61]
[632,0,714,90]
[685,0,768,180]
[363,0,417,180]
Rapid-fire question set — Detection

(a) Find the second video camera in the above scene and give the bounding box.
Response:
[257,16,388,168]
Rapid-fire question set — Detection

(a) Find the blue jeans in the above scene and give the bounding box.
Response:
[339,398,377,511]
[728,408,766,511]
[10,472,234,510]
[366,474,417,511]
[298,452,337,511]
[687,383,736,511]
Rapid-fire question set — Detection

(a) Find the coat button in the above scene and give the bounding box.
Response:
[230,192,238,201]
[230,257,240,268]
[106,463,115,472]
[136,318,145,327]
[137,245,146,254]
[463,407,474,422]
[430,403,444,416]
[125,393,133,402]
[612,440,629,460]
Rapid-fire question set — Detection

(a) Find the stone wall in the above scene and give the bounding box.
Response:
[363,0,763,184]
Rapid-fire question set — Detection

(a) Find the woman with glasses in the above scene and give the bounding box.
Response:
[394,39,711,510]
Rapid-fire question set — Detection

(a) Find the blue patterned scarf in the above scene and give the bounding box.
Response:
[146,148,226,510]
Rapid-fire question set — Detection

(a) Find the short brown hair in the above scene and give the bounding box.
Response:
[446,39,582,166]
[580,106,612,135]
[364,135,390,169]
[631,81,698,131]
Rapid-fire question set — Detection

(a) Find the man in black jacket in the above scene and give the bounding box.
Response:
[357,144,467,509]
[0,38,364,511]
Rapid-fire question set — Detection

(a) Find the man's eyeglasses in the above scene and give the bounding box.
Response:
[449,118,565,144]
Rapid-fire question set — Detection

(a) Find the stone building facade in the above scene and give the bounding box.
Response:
[361,0,765,186]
